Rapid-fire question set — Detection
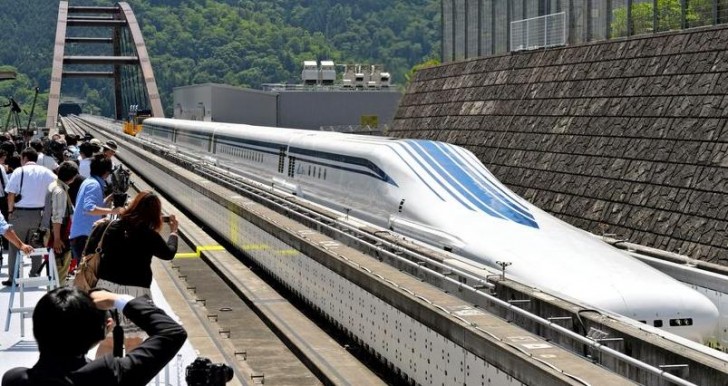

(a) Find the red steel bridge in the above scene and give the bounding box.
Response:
[46,1,163,130]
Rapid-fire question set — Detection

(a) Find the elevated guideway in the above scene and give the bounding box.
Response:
[68,115,728,385]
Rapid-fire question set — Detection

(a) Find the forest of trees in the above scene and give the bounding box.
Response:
[0,0,440,121]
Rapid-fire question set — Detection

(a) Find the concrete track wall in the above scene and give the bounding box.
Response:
[392,25,728,265]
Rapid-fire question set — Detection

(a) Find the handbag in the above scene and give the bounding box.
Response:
[73,219,115,292]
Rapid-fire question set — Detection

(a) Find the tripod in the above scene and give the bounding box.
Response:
[3,98,22,133]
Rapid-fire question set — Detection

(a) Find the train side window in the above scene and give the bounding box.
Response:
[653,320,663,327]
[288,156,296,177]
[278,148,286,173]
[669,318,693,327]
[324,169,327,180]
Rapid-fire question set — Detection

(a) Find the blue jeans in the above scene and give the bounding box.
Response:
[70,236,88,262]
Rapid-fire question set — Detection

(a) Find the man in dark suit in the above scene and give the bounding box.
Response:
[2,287,187,386]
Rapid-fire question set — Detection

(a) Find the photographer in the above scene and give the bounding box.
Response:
[107,163,132,207]
[4,147,57,284]
[90,191,179,356]
[1,288,187,386]
[69,154,122,266]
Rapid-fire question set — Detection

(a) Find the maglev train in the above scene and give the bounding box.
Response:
[141,117,719,342]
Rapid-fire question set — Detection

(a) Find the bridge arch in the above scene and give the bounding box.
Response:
[46,1,163,130]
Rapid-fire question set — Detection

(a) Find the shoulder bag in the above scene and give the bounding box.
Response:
[14,168,23,203]
[73,219,115,292]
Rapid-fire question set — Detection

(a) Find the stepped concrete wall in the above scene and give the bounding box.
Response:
[391,25,728,264]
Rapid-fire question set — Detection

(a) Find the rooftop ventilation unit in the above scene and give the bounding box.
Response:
[340,63,391,90]
[319,60,335,85]
[379,72,391,88]
[354,73,365,88]
[302,60,318,85]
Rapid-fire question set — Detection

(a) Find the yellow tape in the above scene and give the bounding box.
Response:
[174,252,199,259]
[277,249,299,256]
[175,245,225,259]
[196,245,225,254]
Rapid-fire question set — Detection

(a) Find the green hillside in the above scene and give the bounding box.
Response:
[0,0,440,119]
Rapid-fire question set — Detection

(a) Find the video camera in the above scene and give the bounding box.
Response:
[185,357,233,386]
[109,164,132,208]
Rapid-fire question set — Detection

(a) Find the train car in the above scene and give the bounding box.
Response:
[141,117,720,342]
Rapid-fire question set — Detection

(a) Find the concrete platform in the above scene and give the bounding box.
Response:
[0,253,199,385]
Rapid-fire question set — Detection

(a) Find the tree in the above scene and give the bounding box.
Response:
[611,0,712,37]
[403,58,440,90]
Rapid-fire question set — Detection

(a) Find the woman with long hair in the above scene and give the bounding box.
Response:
[86,190,179,355]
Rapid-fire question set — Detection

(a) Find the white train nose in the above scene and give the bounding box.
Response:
[670,289,720,342]
[619,283,719,342]
[561,277,719,343]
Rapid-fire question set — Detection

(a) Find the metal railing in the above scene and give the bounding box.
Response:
[511,12,566,51]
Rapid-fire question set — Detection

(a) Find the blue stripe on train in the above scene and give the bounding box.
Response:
[435,142,534,221]
[404,140,538,229]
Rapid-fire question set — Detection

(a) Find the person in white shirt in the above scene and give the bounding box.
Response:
[4,147,57,283]
[77,141,96,178]
[30,139,59,172]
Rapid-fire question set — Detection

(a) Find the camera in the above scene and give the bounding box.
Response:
[185,357,233,386]
[26,228,47,249]
[112,193,128,209]
[109,164,132,208]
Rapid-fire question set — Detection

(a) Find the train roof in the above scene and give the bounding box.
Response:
[144,117,398,145]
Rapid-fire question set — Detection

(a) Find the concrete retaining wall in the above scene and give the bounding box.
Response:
[392,25,728,264]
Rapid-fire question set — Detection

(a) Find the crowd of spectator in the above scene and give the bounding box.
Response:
[0,133,119,285]
[0,131,188,386]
